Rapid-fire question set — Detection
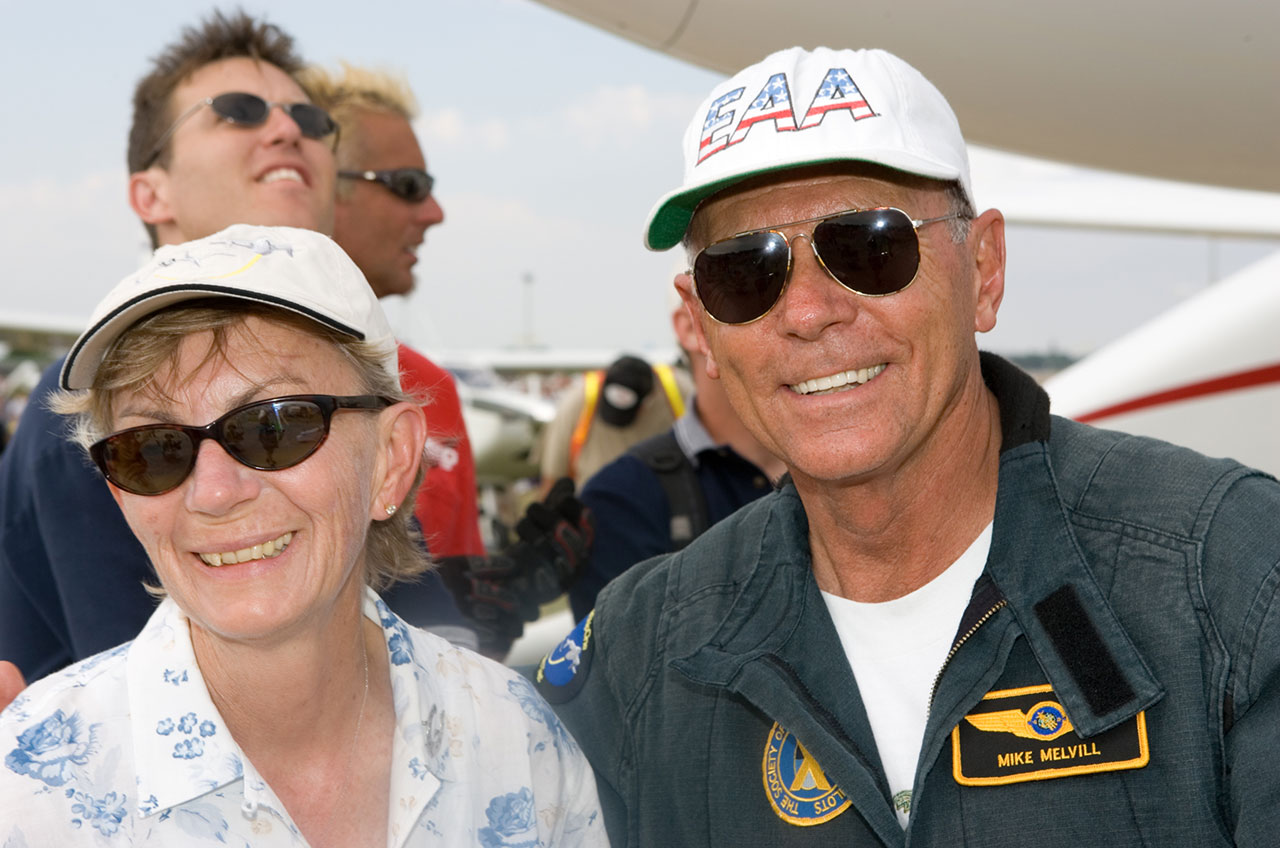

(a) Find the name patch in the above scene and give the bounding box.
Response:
[762,722,851,826]
[952,684,1148,785]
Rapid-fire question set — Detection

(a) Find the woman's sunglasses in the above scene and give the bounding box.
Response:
[90,395,394,496]
[691,207,965,325]
[145,92,340,167]
[338,168,436,203]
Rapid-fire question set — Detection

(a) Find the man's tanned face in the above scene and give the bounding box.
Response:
[333,109,444,298]
[679,164,1003,491]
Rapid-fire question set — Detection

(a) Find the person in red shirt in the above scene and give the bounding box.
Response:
[304,65,485,559]
[397,345,485,556]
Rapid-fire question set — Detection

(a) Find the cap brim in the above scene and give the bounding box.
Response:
[644,152,966,252]
[60,284,364,390]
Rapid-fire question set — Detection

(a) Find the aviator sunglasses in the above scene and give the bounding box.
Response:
[144,92,340,166]
[90,394,394,496]
[338,168,436,203]
[691,207,965,325]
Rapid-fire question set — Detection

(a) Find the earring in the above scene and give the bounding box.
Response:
[384,504,398,517]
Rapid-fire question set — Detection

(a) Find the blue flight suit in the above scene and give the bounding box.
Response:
[537,353,1280,846]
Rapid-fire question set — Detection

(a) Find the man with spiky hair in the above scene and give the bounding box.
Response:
[302,64,485,563]
[300,64,598,659]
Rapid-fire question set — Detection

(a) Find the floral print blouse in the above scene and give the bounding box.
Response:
[0,588,607,847]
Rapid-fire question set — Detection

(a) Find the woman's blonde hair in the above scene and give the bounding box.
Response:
[51,300,430,591]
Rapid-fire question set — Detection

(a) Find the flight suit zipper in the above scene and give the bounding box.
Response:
[927,591,1007,714]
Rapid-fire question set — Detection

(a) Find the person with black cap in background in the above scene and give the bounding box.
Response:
[535,353,689,495]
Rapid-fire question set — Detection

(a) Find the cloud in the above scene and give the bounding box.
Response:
[416,110,511,152]
[393,187,675,353]
[0,170,147,320]
[415,84,699,154]
[557,85,698,148]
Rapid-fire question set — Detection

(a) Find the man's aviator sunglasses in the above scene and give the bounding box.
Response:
[90,395,394,496]
[144,92,339,167]
[691,207,965,325]
[338,168,436,203]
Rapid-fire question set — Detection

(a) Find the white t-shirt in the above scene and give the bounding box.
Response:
[821,522,993,828]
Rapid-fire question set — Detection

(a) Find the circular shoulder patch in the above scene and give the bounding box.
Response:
[762,722,851,826]
[535,611,594,704]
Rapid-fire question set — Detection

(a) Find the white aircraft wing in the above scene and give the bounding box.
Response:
[533,0,1280,195]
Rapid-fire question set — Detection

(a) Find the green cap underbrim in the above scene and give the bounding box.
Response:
[644,157,902,251]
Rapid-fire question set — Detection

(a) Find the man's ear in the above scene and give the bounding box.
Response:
[129,168,174,229]
[670,281,700,356]
[674,273,720,380]
[969,208,1006,334]
[369,402,428,521]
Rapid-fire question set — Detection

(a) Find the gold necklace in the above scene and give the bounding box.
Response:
[314,630,370,841]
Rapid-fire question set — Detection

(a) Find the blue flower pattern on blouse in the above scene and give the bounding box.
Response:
[1,589,606,846]
[151,709,217,760]
[479,788,538,848]
[70,789,128,836]
[507,678,576,754]
[4,709,98,788]
[377,597,417,666]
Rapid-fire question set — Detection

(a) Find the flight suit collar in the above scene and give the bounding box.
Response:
[668,503,904,844]
[980,353,1164,734]
[667,354,1163,838]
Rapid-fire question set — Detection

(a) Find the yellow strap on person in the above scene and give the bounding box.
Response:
[568,362,684,481]
[652,363,685,419]
[569,369,604,481]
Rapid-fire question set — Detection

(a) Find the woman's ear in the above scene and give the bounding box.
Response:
[369,402,428,521]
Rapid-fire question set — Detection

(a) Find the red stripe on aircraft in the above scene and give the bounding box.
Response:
[1075,362,1280,423]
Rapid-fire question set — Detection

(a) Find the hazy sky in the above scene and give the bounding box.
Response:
[3,0,1278,361]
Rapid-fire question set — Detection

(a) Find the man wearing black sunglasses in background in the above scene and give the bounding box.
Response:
[301,65,595,659]
[535,47,1280,846]
[0,12,482,699]
[302,65,496,621]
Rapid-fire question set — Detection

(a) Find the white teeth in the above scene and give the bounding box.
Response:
[790,363,886,396]
[199,531,293,567]
[260,168,303,184]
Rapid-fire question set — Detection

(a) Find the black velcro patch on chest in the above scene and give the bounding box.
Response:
[1034,584,1134,716]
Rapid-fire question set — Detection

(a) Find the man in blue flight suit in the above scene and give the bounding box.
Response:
[536,46,1280,846]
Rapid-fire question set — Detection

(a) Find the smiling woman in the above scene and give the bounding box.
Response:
[0,225,606,847]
